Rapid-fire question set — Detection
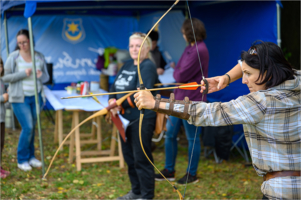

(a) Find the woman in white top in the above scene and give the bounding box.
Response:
[3,29,49,172]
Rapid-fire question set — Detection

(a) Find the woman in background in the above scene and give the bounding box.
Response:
[3,29,49,172]
[108,32,158,199]
[154,18,209,184]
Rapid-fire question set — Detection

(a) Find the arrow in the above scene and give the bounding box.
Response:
[61,82,204,99]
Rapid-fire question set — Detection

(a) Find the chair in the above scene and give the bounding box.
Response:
[203,147,223,163]
[202,126,234,163]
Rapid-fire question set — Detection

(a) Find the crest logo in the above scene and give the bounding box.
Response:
[62,18,85,44]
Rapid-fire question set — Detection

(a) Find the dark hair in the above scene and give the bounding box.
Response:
[148,30,159,41]
[15,29,30,51]
[241,41,296,89]
[181,18,206,43]
[0,57,3,77]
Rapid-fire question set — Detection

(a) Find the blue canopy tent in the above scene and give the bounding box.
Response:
[0,0,189,176]
[1,0,188,85]
[1,0,282,101]
[1,0,282,169]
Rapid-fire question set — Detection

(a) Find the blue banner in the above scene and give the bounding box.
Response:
[1,12,186,84]
[1,15,138,83]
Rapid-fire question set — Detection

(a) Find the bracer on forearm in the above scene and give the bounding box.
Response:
[151,93,191,120]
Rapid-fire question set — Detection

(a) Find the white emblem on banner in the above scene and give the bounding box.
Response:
[62,18,86,44]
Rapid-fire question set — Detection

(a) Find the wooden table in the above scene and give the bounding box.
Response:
[44,86,124,171]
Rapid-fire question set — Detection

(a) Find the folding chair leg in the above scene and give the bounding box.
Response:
[233,143,246,159]
[241,140,250,162]
[231,133,250,162]
[213,149,222,163]
[204,147,212,158]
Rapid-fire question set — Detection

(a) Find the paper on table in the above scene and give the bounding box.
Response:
[118,114,130,136]
[44,87,110,112]
[43,86,65,110]
[158,66,176,84]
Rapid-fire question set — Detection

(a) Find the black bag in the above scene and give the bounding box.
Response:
[202,125,234,160]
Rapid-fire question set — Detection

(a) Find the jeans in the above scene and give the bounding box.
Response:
[120,117,156,199]
[165,116,201,176]
[12,93,42,164]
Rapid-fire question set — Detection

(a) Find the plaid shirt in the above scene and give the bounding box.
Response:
[169,70,301,199]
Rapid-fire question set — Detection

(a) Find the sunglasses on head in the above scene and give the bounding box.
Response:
[132,32,147,37]
[248,48,257,55]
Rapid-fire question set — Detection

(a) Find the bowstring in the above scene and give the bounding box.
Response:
[183,0,206,197]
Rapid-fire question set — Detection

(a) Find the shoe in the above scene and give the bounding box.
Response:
[0,171,8,179]
[18,162,32,171]
[0,167,10,175]
[177,173,199,184]
[154,169,175,181]
[29,158,42,168]
[116,190,141,200]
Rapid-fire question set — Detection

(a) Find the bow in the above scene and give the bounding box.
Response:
[137,1,183,199]
[43,92,134,179]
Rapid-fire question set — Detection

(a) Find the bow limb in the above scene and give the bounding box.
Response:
[137,0,180,86]
[43,92,133,179]
[137,1,183,199]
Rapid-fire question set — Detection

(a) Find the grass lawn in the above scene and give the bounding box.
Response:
[1,110,263,199]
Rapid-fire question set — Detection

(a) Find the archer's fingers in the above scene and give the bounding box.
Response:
[217,77,225,90]
[200,86,206,93]
[135,100,141,110]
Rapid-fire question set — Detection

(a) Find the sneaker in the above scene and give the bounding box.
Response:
[18,162,32,171]
[116,190,141,200]
[154,169,175,181]
[0,171,8,179]
[0,167,10,175]
[29,158,42,168]
[177,173,199,184]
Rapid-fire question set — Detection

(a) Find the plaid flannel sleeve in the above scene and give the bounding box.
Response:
[169,92,267,127]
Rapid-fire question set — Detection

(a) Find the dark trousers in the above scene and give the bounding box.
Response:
[0,122,5,164]
[262,194,269,199]
[120,117,156,199]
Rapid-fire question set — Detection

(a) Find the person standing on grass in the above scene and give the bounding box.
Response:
[147,30,170,75]
[153,18,209,185]
[134,41,300,199]
[0,57,10,178]
[3,29,49,172]
[108,32,158,200]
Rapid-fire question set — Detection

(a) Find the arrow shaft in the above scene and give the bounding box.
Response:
[62,84,202,99]
[154,83,185,86]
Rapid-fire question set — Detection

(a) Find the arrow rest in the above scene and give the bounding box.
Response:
[202,78,209,95]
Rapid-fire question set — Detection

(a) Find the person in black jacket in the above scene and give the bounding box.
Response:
[148,30,167,75]
[108,32,158,200]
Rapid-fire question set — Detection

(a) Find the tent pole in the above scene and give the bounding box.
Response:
[277,3,281,47]
[27,17,45,176]
[4,12,10,56]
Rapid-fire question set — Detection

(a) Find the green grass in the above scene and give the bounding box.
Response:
[1,111,263,199]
